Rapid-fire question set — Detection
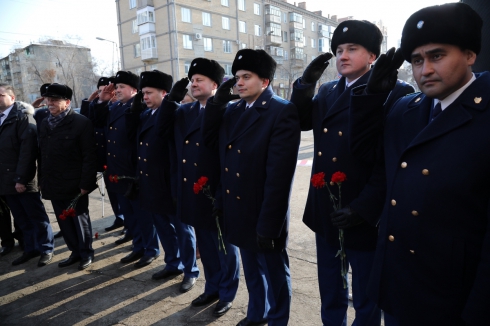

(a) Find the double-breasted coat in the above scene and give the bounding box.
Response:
[156,99,221,230]
[126,107,175,215]
[291,71,414,250]
[202,87,301,251]
[350,72,490,325]
[81,99,107,172]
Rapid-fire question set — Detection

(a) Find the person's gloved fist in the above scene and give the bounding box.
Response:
[130,91,145,113]
[301,52,334,84]
[168,77,189,102]
[331,206,364,229]
[366,47,405,94]
[257,233,275,250]
[213,77,240,107]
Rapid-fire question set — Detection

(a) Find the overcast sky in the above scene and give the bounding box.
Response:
[0,0,456,72]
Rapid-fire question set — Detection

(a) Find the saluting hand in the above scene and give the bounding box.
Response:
[301,52,334,84]
[88,89,99,102]
[130,91,145,113]
[31,97,45,108]
[168,77,189,102]
[213,78,240,107]
[99,83,115,102]
[366,47,405,94]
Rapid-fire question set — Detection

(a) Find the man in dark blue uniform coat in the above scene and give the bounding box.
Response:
[202,49,300,326]
[38,83,97,270]
[290,20,414,326]
[92,71,159,268]
[81,77,125,235]
[126,70,199,291]
[0,84,54,267]
[156,58,240,316]
[349,3,490,326]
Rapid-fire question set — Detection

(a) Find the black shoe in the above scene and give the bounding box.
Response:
[180,277,197,293]
[152,268,183,280]
[213,300,233,317]
[12,251,40,266]
[120,251,144,264]
[191,293,219,307]
[78,257,93,270]
[134,254,159,268]
[58,255,81,268]
[53,231,63,239]
[236,317,268,326]
[38,253,53,267]
[105,221,124,232]
[114,234,133,245]
[0,245,14,256]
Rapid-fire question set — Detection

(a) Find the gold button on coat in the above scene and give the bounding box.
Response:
[388,235,395,241]
[183,159,186,163]
[226,190,230,194]
[422,169,429,175]
[183,178,187,182]
[185,140,189,144]
[318,152,322,156]
[323,128,328,133]
[338,131,343,136]
[196,143,199,146]
[237,196,241,200]
[140,142,142,145]
[410,250,415,254]
[391,199,396,206]
[236,173,240,177]
[332,157,337,162]
[401,162,407,168]
[228,145,232,149]
[412,210,419,216]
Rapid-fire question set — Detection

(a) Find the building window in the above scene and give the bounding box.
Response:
[221,0,229,7]
[224,64,232,75]
[222,17,230,30]
[282,31,288,42]
[137,10,155,24]
[132,20,138,33]
[239,21,246,33]
[284,50,288,60]
[254,3,260,15]
[223,40,232,53]
[183,35,193,49]
[289,13,302,23]
[238,0,245,11]
[181,8,191,23]
[311,38,316,48]
[129,0,136,9]
[202,12,211,26]
[241,43,247,49]
[184,62,191,74]
[267,22,281,36]
[204,37,213,51]
[133,44,141,57]
[151,64,158,70]
[311,22,315,31]
[141,35,156,50]
[254,24,261,36]
[303,18,306,29]
[283,12,288,23]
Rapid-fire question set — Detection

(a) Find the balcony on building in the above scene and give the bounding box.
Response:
[290,29,304,48]
[289,12,303,31]
[140,34,158,63]
[138,5,157,63]
[137,6,156,35]
[265,5,282,24]
[265,24,282,46]
[266,46,284,65]
[290,48,306,67]
[137,0,153,9]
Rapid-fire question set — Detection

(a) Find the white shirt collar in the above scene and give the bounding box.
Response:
[0,104,14,125]
[346,76,361,88]
[245,100,256,109]
[433,73,476,111]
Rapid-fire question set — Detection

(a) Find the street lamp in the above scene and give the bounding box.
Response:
[96,37,118,75]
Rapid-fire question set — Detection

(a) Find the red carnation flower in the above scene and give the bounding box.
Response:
[193,183,202,194]
[94,232,99,239]
[197,176,208,186]
[59,213,66,221]
[103,165,108,171]
[311,172,326,189]
[67,208,76,217]
[331,171,347,184]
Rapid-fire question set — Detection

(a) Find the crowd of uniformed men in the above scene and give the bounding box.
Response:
[0,3,489,325]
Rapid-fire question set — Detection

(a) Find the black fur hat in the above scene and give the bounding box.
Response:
[331,20,383,57]
[188,58,225,86]
[43,83,73,100]
[97,76,113,88]
[232,49,276,83]
[114,70,139,89]
[40,83,50,96]
[400,3,482,62]
[139,70,173,93]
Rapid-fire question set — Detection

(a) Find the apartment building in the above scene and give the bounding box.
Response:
[116,0,341,99]
[0,40,96,106]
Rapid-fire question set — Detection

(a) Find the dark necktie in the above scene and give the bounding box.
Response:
[431,102,442,121]
[0,113,4,125]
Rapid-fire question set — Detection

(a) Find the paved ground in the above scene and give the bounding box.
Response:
[0,131,368,325]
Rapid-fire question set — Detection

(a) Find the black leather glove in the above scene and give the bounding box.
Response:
[366,47,405,94]
[213,78,240,107]
[130,91,145,113]
[331,206,364,229]
[168,77,189,102]
[301,52,334,84]
[257,233,275,250]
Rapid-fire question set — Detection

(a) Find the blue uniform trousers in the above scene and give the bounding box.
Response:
[383,312,399,326]
[316,234,381,326]
[51,195,94,260]
[240,248,291,326]
[5,192,54,254]
[171,214,199,279]
[107,190,125,227]
[195,228,240,302]
[116,194,158,256]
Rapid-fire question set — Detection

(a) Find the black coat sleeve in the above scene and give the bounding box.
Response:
[15,113,38,185]
[201,97,225,150]
[78,118,98,192]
